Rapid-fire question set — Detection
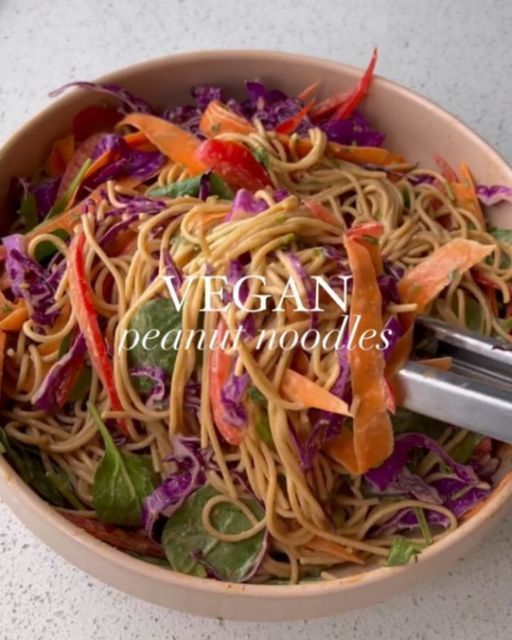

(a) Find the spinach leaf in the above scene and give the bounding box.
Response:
[46,158,92,220]
[387,537,424,566]
[90,403,158,526]
[150,176,202,198]
[251,148,270,168]
[391,407,446,440]
[47,469,86,510]
[491,228,512,244]
[68,366,93,403]
[149,173,233,200]
[162,484,266,582]
[18,192,39,232]
[209,173,234,199]
[465,296,483,332]
[34,229,69,263]
[128,298,182,393]
[414,508,432,545]
[255,409,273,447]
[248,386,273,447]
[0,429,71,507]
[450,431,483,463]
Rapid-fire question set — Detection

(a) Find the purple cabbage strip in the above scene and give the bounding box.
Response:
[382,315,404,361]
[381,467,442,505]
[49,81,153,114]
[31,177,61,218]
[162,250,183,289]
[432,477,492,518]
[365,433,478,492]
[86,134,165,187]
[377,274,400,307]
[130,365,167,410]
[287,253,316,315]
[292,341,351,471]
[220,372,249,429]
[227,189,267,221]
[142,436,209,540]
[184,378,201,416]
[3,234,60,325]
[372,508,450,537]
[320,111,385,148]
[31,333,87,411]
[476,184,512,206]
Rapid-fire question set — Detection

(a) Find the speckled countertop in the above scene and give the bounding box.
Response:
[1,0,512,638]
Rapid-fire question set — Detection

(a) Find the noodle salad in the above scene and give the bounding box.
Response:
[1,50,511,583]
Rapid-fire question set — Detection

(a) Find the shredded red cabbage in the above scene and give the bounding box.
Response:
[130,365,167,410]
[3,234,60,325]
[220,372,249,428]
[49,81,153,114]
[142,436,209,540]
[476,184,512,206]
[32,333,87,411]
[227,189,267,220]
[365,433,478,492]
[86,134,165,187]
[320,112,385,148]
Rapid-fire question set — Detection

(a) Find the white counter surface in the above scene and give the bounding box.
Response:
[1,1,512,638]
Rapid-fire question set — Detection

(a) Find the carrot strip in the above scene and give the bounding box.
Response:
[118,113,206,176]
[199,100,255,137]
[0,301,28,332]
[303,200,338,225]
[281,135,404,166]
[417,356,453,371]
[280,369,352,416]
[452,161,485,228]
[398,239,494,311]
[324,236,393,474]
[347,222,384,275]
[48,135,75,177]
[306,536,363,565]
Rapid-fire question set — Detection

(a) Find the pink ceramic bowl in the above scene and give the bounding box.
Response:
[1,50,512,621]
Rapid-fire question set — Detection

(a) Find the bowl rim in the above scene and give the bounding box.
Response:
[1,48,512,601]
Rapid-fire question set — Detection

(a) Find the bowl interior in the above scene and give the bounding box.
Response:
[0,50,512,620]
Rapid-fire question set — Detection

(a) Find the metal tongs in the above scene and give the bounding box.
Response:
[397,316,512,444]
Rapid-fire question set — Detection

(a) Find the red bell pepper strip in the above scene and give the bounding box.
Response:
[433,153,458,183]
[209,322,246,446]
[297,81,320,102]
[68,232,129,437]
[63,513,165,558]
[72,105,122,142]
[310,92,352,122]
[331,48,378,121]
[196,139,272,191]
[275,99,315,135]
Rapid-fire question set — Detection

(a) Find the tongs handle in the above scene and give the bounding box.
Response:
[397,316,512,444]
